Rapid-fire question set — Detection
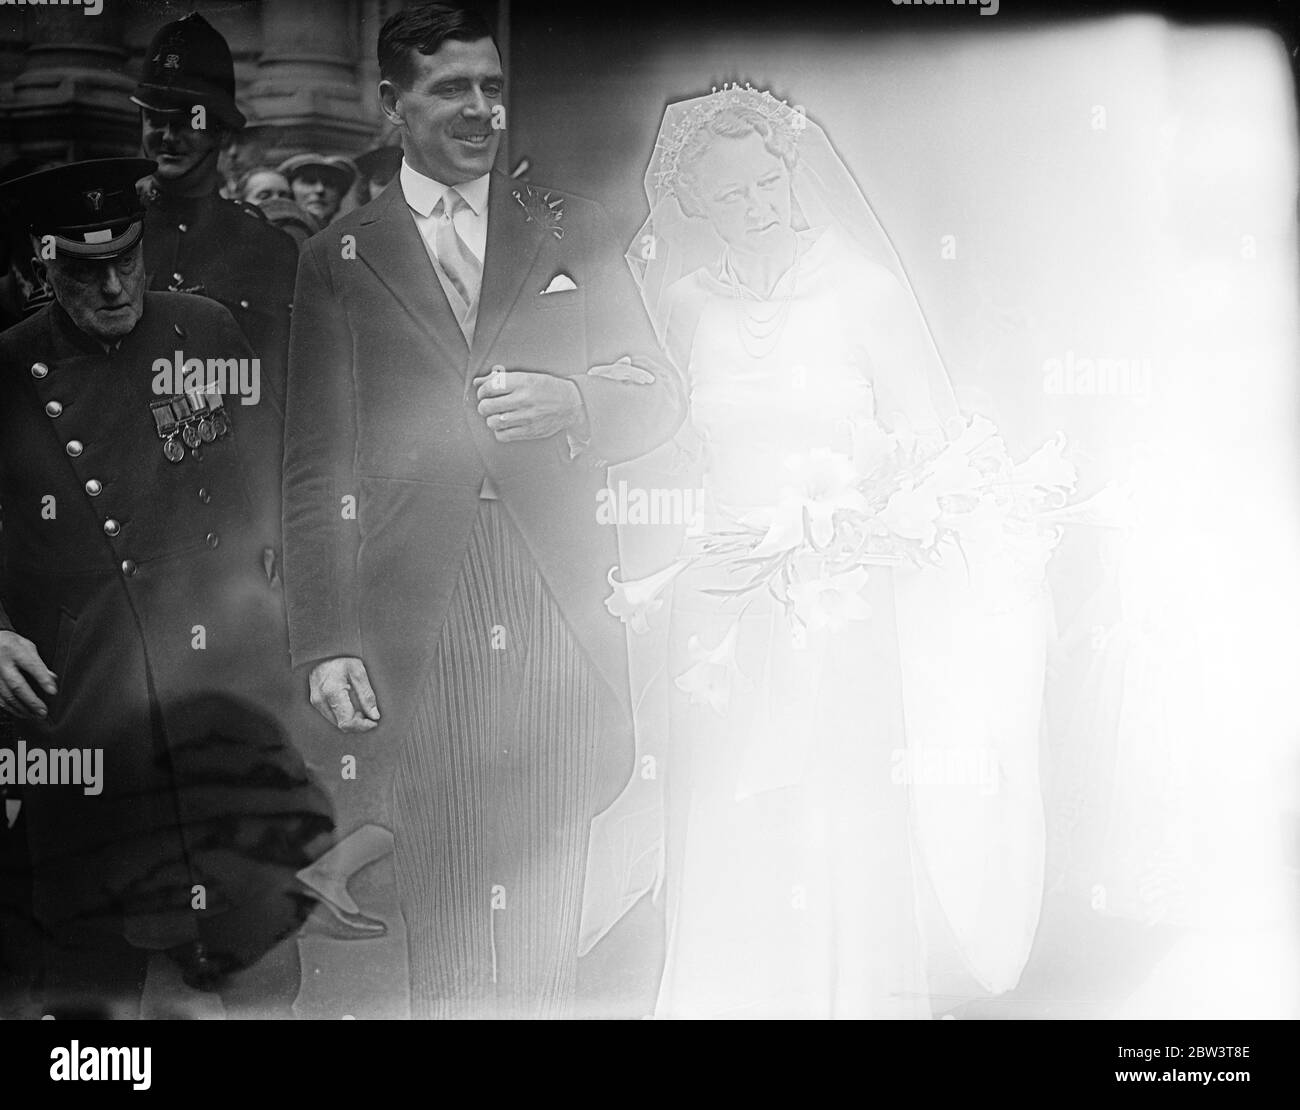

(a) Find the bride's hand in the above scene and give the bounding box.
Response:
[473,369,587,442]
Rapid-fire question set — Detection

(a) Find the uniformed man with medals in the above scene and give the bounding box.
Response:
[0,158,331,1018]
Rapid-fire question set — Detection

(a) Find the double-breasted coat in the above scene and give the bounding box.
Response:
[0,292,329,974]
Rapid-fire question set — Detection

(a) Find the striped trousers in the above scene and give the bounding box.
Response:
[392,500,602,1019]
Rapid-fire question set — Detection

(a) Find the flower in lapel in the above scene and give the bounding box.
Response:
[512,184,565,240]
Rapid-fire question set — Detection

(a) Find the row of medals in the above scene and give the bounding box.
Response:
[150,387,231,463]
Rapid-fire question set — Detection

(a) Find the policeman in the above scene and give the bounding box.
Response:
[0,158,330,1017]
[130,12,298,521]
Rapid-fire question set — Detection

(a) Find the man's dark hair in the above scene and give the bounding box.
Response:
[378,4,496,89]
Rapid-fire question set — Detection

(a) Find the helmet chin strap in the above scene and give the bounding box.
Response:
[154,141,224,200]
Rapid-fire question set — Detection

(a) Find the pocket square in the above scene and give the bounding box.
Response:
[541,272,578,294]
[587,356,656,385]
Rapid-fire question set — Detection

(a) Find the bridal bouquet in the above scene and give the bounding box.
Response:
[605,414,1079,643]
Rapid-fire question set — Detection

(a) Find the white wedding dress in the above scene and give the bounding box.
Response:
[581,89,1046,1017]
[653,228,935,1018]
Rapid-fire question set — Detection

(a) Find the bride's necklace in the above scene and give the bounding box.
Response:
[723,245,801,361]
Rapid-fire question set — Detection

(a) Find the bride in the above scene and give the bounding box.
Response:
[608,86,1047,1018]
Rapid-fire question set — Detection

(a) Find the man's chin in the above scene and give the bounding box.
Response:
[449,140,498,179]
[86,310,140,342]
[150,158,202,185]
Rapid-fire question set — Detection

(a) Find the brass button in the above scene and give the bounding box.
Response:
[103,519,120,537]
[173,322,186,338]
[178,223,188,233]
[44,400,62,418]
[31,362,48,379]
[239,299,249,309]
[120,559,137,577]
[205,531,220,549]
[197,487,211,504]
[85,479,102,497]
[172,272,183,284]
[65,439,83,457]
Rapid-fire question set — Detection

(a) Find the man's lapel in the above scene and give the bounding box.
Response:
[356,184,469,372]
[469,172,548,373]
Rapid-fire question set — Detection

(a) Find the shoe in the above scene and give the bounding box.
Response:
[296,878,387,939]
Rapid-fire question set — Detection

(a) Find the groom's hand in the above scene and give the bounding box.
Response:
[309,656,380,732]
[473,369,587,442]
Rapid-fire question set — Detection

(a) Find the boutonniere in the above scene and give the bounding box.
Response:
[512,184,565,240]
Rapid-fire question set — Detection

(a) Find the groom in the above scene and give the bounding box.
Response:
[281,2,682,1017]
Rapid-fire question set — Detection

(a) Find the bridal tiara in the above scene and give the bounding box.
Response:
[654,82,807,196]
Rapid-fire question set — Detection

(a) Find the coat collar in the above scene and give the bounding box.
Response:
[468,171,549,370]
[356,182,470,369]
[353,172,552,375]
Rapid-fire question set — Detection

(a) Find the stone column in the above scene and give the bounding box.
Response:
[244,0,372,161]
[0,3,137,162]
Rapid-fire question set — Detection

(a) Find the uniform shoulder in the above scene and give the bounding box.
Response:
[213,196,298,251]
[145,290,243,335]
[231,197,268,222]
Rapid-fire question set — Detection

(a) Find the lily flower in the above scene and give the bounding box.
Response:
[675,621,749,715]
[746,449,869,556]
[1013,433,1077,493]
[878,478,942,547]
[604,559,690,634]
[785,565,873,631]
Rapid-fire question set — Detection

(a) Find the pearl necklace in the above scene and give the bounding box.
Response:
[722,249,801,361]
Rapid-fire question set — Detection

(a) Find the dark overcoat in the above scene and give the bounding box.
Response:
[0,292,329,971]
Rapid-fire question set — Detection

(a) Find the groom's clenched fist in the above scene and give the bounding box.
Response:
[310,656,381,732]
[473,368,588,442]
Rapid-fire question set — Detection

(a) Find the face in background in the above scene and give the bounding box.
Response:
[688,130,795,257]
[140,108,224,189]
[290,169,343,224]
[379,37,503,186]
[242,170,292,206]
[367,168,398,203]
[42,241,147,343]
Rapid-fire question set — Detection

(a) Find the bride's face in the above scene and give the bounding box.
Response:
[690,131,793,254]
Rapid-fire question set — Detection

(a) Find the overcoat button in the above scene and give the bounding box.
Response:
[31,362,48,378]
[103,519,120,537]
[205,531,220,549]
[178,223,188,233]
[44,401,62,417]
[197,487,211,503]
[121,559,137,577]
[65,440,83,457]
[85,479,102,496]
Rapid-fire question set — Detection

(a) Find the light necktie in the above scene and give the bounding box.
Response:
[433,189,482,333]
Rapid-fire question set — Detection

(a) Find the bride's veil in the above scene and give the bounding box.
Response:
[626,84,961,433]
